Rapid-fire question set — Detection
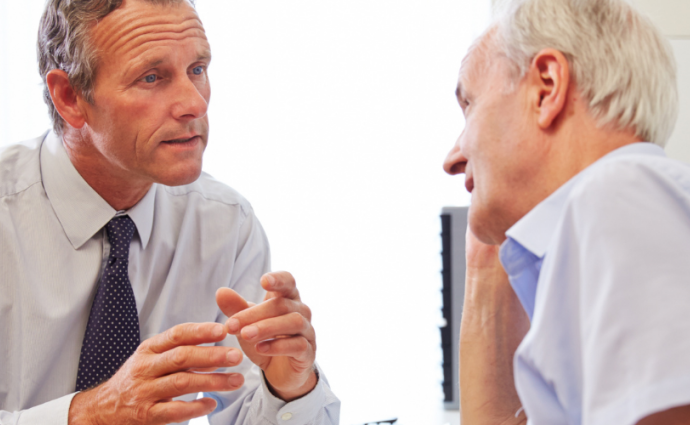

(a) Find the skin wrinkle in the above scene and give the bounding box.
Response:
[57,0,212,209]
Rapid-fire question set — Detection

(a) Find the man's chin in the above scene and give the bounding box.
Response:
[468,204,507,246]
[154,165,203,187]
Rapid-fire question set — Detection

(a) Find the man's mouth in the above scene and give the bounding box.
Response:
[162,135,199,144]
[465,176,474,193]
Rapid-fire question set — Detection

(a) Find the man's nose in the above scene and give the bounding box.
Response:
[443,136,467,175]
[171,77,208,121]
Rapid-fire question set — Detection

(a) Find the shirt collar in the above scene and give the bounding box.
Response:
[499,142,666,319]
[504,142,666,258]
[41,131,155,250]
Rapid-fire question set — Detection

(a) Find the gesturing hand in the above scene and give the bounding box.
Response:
[68,323,245,425]
[217,271,318,402]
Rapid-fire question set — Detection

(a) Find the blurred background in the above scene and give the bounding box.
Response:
[0,1,687,424]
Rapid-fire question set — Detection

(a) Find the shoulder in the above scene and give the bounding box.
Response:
[568,150,690,216]
[0,134,46,199]
[158,172,256,219]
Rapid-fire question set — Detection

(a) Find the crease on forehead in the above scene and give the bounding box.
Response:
[92,2,207,60]
[457,27,499,98]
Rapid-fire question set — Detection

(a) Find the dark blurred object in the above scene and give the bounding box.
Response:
[361,419,398,425]
[440,207,468,410]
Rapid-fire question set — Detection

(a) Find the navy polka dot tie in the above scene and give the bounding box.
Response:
[76,215,141,391]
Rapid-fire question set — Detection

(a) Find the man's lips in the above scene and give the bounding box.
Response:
[465,176,474,193]
[162,135,200,144]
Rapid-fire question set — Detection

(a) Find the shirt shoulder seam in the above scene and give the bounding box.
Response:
[0,180,44,200]
[161,186,251,217]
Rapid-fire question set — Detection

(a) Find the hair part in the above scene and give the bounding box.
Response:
[485,0,678,147]
[37,0,196,136]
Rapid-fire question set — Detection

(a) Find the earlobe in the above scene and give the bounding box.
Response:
[530,49,570,130]
[46,70,87,130]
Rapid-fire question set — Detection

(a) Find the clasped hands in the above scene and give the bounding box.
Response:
[69,271,317,425]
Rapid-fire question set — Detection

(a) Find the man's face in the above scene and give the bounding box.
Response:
[444,43,547,245]
[82,0,211,187]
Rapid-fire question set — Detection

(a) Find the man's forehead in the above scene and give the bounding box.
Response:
[92,0,207,59]
[457,31,498,96]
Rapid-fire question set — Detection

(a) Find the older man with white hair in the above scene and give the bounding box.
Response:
[444,0,687,424]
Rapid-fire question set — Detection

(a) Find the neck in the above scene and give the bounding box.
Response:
[550,116,643,191]
[62,130,152,211]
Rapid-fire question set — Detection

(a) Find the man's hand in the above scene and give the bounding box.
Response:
[69,322,245,425]
[460,228,530,425]
[217,271,318,402]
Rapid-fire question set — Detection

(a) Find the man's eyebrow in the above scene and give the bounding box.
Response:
[197,49,212,62]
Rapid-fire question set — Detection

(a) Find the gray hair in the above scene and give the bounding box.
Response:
[488,0,678,147]
[37,0,195,136]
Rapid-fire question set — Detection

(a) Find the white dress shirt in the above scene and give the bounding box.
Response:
[0,132,340,425]
[499,142,690,425]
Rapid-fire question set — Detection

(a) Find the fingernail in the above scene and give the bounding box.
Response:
[213,323,225,337]
[229,374,244,387]
[242,325,258,340]
[227,350,242,364]
[265,274,276,286]
[226,318,240,333]
[257,342,269,353]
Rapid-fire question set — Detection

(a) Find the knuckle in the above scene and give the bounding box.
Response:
[296,337,309,352]
[301,304,312,321]
[167,326,185,346]
[172,373,193,392]
[169,347,189,368]
[288,312,304,329]
[133,404,151,423]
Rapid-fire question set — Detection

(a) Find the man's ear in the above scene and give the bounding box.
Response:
[45,69,87,130]
[527,48,570,130]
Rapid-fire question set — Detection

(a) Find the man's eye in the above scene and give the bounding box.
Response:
[192,66,204,75]
[143,74,157,83]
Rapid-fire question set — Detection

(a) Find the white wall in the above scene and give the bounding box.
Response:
[632,0,690,163]
[664,40,690,164]
[0,1,487,424]
[631,0,690,38]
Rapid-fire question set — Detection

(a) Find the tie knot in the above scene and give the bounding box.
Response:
[105,215,136,259]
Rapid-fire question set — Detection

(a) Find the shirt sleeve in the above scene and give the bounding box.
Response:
[0,393,75,425]
[205,208,341,425]
[569,160,690,425]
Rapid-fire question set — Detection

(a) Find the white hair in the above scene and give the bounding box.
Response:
[488,0,678,147]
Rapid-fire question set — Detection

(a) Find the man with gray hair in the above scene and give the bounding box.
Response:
[444,0,688,424]
[0,0,339,424]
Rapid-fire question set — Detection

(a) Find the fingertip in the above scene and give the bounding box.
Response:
[225,318,240,334]
[211,322,226,339]
[198,397,218,414]
[262,273,276,289]
[229,373,245,389]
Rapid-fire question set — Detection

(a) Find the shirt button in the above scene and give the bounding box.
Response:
[281,412,293,421]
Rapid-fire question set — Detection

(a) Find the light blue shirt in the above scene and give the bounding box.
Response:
[0,132,340,425]
[500,142,690,425]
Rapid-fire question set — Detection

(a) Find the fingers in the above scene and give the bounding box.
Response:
[216,287,250,319]
[154,371,245,401]
[256,336,315,362]
[149,397,217,424]
[149,345,243,376]
[262,271,300,300]
[143,322,226,354]
[239,312,315,344]
[226,297,311,335]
